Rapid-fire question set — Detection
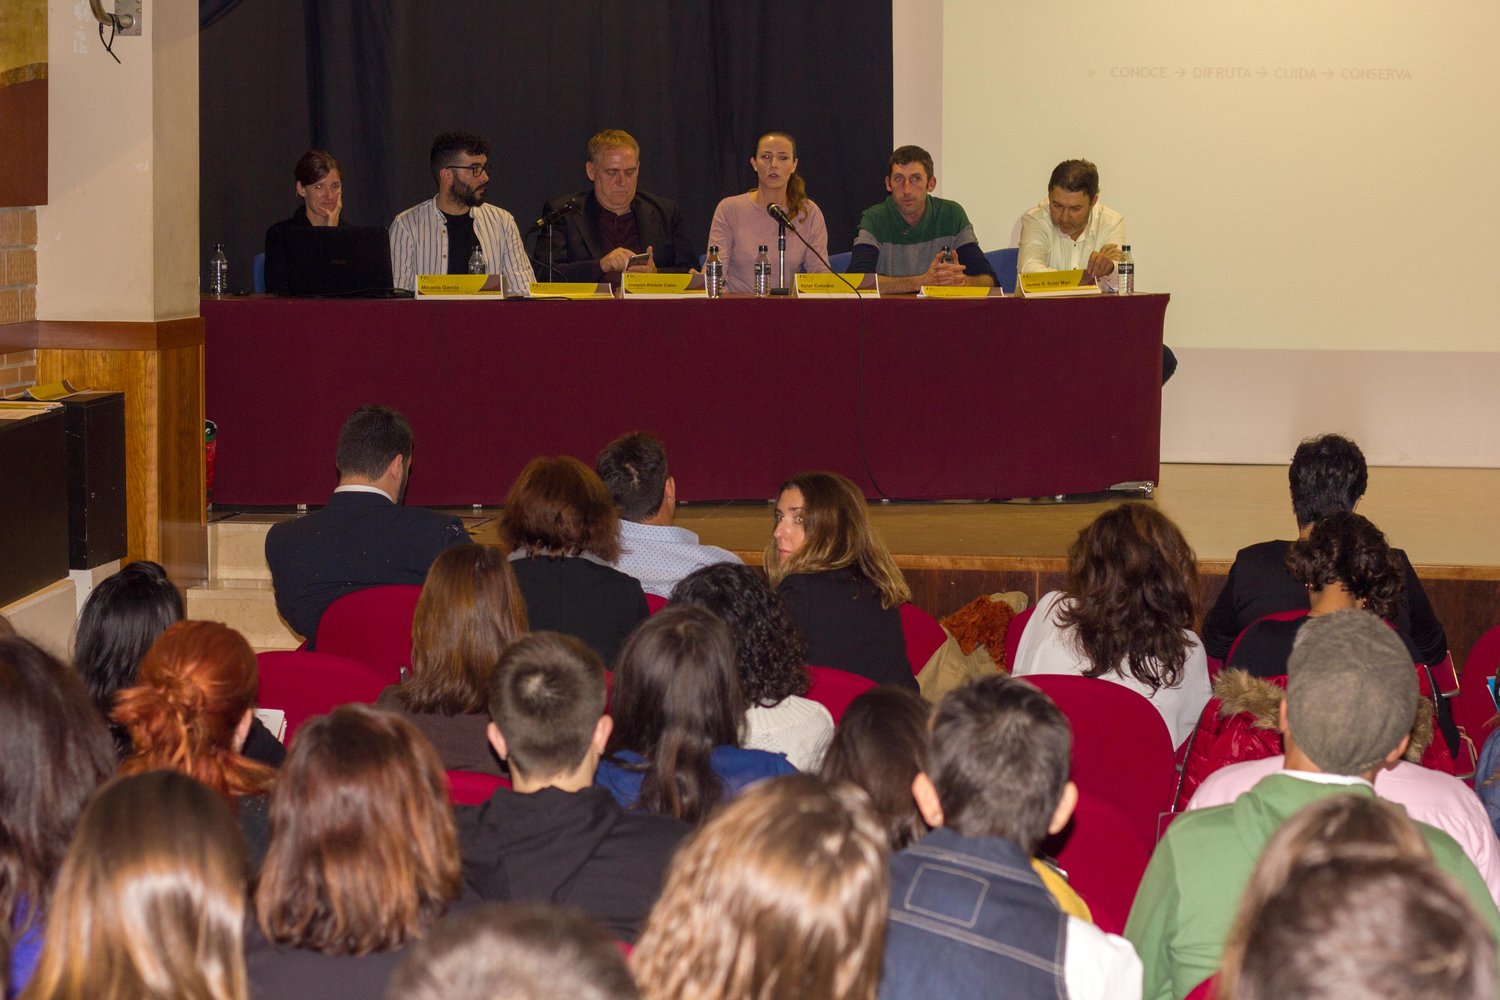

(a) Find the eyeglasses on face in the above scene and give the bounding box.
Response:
[444,162,490,177]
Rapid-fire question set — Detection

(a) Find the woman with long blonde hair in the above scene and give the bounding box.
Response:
[765,471,913,689]
[632,774,888,1000]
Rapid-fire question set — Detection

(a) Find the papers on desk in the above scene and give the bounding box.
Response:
[13,380,79,400]
[794,273,878,297]
[0,399,61,421]
[530,282,616,300]
[621,273,705,298]
[414,274,506,298]
[1016,270,1101,297]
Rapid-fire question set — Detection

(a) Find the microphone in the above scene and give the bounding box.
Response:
[766,202,799,234]
[528,198,580,234]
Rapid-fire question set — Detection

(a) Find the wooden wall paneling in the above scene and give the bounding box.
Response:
[158,343,207,584]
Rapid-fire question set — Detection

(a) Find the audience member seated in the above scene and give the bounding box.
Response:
[596,606,797,821]
[534,129,698,284]
[707,131,829,293]
[72,560,284,767]
[1203,433,1448,665]
[633,774,888,1000]
[848,144,998,294]
[265,405,470,647]
[21,771,248,1000]
[880,677,1141,1000]
[263,149,346,296]
[112,620,277,872]
[596,432,740,598]
[375,544,525,777]
[672,563,833,770]
[766,471,916,690]
[500,455,648,666]
[1011,503,1210,748]
[387,902,639,1000]
[0,637,114,998]
[1125,612,1500,1000]
[457,632,688,943]
[248,705,465,1000]
[1216,796,1495,1000]
[1230,511,1421,675]
[1470,729,1500,842]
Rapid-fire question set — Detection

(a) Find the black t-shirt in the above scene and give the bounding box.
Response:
[443,210,479,274]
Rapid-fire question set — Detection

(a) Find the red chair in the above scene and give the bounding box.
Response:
[1223,608,1306,665]
[1457,624,1500,742]
[1024,674,1176,846]
[1043,791,1152,934]
[1184,975,1218,1000]
[805,665,877,724]
[314,584,422,683]
[645,593,669,614]
[1003,605,1035,671]
[255,650,391,743]
[900,603,947,675]
[445,769,512,806]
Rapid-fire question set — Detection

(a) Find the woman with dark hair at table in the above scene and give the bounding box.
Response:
[0,636,115,998]
[247,705,465,1000]
[765,471,915,690]
[707,130,829,293]
[500,456,647,666]
[263,149,345,295]
[376,544,527,776]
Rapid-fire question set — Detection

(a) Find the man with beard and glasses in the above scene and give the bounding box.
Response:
[389,131,536,294]
[265,405,471,648]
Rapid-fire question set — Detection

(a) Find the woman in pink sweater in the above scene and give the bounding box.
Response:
[707,131,830,293]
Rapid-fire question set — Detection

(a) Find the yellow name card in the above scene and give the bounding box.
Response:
[414,274,506,297]
[621,273,704,297]
[1016,270,1100,297]
[919,285,1003,298]
[793,273,878,297]
[529,282,616,300]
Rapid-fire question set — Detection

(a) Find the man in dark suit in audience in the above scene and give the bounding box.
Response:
[264,404,469,646]
[456,632,688,943]
[1202,433,1448,664]
[532,129,698,283]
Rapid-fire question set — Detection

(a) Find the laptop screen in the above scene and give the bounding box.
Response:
[283,226,393,296]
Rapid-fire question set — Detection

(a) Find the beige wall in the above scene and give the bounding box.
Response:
[38,0,198,322]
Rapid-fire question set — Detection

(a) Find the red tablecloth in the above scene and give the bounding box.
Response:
[201,294,1166,505]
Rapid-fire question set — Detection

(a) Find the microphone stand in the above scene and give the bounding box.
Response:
[772,222,790,296]
[768,205,861,299]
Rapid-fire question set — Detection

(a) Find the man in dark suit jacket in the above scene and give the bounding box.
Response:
[531,129,698,283]
[264,405,469,646]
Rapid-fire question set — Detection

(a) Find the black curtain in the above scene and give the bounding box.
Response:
[201,1,894,291]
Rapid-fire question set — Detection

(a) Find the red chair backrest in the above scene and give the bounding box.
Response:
[1044,791,1152,934]
[900,603,947,676]
[644,593,669,614]
[1224,609,1307,665]
[445,769,511,806]
[255,650,391,743]
[1184,975,1218,1000]
[1003,605,1035,671]
[805,665,878,724]
[314,584,422,683]
[1024,674,1175,846]
[1458,624,1500,741]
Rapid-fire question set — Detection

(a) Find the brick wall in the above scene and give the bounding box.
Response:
[0,207,38,394]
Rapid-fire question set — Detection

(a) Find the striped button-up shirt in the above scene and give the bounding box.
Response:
[388,196,536,295]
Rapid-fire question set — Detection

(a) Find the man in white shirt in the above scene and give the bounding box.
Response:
[1017,159,1125,284]
[595,432,739,598]
[388,131,535,294]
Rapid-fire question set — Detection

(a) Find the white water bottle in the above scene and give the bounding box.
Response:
[467,246,486,274]
[705,246,725,298]
[209,243,228,296]
[753,245,770,297]
[1116,245,1134,294]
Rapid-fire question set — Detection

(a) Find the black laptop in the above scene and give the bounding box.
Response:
[283,226,403,297]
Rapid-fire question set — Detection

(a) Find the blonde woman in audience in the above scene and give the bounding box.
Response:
[672,563,833,771]
[113,620,277,869]
[707,130,830,293]
[0,638,115,998]
[249,705,464,1000]
[500,456,647,666]
[376,544,526,776]
[632,774,888,1000]
[1216,795,1494,1000]
[21,771,250,1000]
[1011,503,1209,747]
[765,471,915,690]
[596,605,796,823]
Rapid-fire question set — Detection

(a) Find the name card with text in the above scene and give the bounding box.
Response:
[1016,271,1101,297]
[919,285,1005,298]
[621,273,705,298]
[793,273,879,297]
[415,274,506,298]
[528,282,616,300]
